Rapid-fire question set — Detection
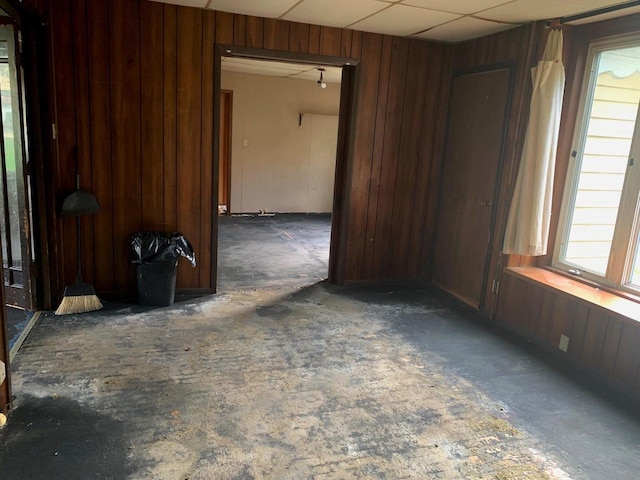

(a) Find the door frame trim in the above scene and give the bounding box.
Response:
[219,89,232,215]
[212,44,361,291]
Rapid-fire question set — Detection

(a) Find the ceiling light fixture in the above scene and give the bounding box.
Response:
[317,68,327,89]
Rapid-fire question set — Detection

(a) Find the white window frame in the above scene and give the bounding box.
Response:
[553,33,640,292]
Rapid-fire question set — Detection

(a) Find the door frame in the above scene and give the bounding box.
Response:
[218,89,232,215]
[212,45,360,291]
[431,62,516,310]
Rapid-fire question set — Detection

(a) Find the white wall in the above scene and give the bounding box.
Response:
[221,70,341,213]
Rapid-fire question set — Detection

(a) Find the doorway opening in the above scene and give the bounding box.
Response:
[216,54,345,291]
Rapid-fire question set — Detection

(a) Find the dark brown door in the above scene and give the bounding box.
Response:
[218,90,232,215]
[432,68,511,308]
[0,21,33,310]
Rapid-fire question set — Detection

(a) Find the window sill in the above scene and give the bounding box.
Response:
[504,266,640,323]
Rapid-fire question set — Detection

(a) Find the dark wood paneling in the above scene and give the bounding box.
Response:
[71,0,95,286]
[45,0,453,298]
[613,321,640,386]
[86,0,114,292]
[245,16,263,48]
[263,18,289,51]
[496,269,640,397]
[109,0,142,293]
[370,37,409,279]
[233,14,246,47]
[361,35,391,279]
[319,26,342,57]
[288,22,309,54]
[215,11,233,44]
[140,0,165,232]
[163,5,178,233]
[176,6,203,288]
[580,309,609,369]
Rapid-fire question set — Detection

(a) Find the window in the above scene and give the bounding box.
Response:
[554,35,640,291]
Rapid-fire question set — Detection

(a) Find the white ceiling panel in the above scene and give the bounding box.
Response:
[222,57,342,83]
[479,0,630,23]
[283,0,389,28]
[415,16,519,42]
[350,4,461,36]
[150,0,208,8]
[401,0,515,15]
[206,0,298,18]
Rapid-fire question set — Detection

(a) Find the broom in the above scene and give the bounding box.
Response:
[55,163,103,314]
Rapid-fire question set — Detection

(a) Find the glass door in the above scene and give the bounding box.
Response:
[0,18,33,311]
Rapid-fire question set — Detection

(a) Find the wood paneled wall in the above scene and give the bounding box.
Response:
[27,0,453,299]
[497,269,640,397]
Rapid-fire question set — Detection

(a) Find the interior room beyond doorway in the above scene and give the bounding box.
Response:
[217,57,342,290]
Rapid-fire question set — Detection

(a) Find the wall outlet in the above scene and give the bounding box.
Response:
[559,334,570,352]
[242,139,248,147]
[0,361,5,384]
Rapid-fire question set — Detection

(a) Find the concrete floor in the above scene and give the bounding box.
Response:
[1,216,639,479]
[217,214,331,291]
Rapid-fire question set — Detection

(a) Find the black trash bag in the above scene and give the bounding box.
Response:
[130,232,196,267]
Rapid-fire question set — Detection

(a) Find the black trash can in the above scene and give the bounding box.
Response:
[130,232,196,306]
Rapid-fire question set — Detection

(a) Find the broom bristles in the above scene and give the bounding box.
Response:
[55,282,103,315]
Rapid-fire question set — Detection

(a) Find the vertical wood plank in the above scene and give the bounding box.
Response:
[50,0,77,288]
[521,282,544,334]
[547,296,577,349]
[319,26,342,57]
[340,29,352,58]
[140,0,165,232]
[163,5,178,232]
[263,18,289,51]
[613,321,640,385]
[343,33,383,280]
[308,24,320,54]
[390,40,430,278]
[86,0,114,292]
[536,289,556,340]
[176,6,203,288]
[567,303,589,357]
[215,11,233,44]
[109,0,142,292]
[71,0,95,285]
[245,16,263,48]
[350,30,363,58]
[600,315,623,376]
[200,9,215,289]
[362,35,392,279]
[288,22,309,54]
[233,14,246,47]
[580,308,609,369]
[371,37,410,279]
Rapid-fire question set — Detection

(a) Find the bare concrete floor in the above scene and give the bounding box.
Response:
[1,216,639,479]
[1,283,640,479]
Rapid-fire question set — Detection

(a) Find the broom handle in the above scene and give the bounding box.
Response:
[76,215,83,285]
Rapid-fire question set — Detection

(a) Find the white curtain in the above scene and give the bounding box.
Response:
[503,30,565,256]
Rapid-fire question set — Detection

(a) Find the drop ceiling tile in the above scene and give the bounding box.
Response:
[207,0,298,18]
[415,16,519,42]
[292,68,343,83]
[350,4,461,36]
[401,0,515,15]
[480,0,627,23]
[150,0,209,7]
[283,0,389,28]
